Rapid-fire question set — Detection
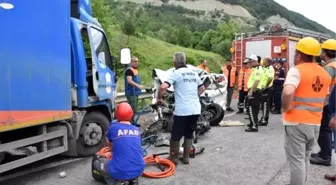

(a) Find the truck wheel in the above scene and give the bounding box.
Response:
[76,112,109,157]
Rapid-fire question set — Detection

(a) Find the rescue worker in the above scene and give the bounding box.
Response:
[124,56,144,127]
[282,37,331,185]
[272,60,285,114]
[236,59,251,114]
[310,39,336,166]
[157,52,205,165]
[245,54,264,132]
[258,57,275,126]
[221,59,238,112]
[100,102,145,185]
[197,59,210,72]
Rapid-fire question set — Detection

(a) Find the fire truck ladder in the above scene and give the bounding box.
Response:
[284,26,331,42]
[234,33,245,67]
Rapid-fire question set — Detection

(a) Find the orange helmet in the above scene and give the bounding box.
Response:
[115,102,134,121]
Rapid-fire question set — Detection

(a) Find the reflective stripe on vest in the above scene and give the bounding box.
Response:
[222,66,236,87]
[238,68,251,91]
[283,63,332,125]
[197,65,209,72]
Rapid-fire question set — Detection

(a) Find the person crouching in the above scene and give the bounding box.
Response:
[101,102,145,185]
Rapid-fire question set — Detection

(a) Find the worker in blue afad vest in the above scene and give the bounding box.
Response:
[124,56,144,127]
[271,59,285,114]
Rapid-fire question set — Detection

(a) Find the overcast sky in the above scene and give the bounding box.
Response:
[274,0,336,33]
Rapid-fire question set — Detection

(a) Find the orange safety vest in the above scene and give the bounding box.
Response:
[238,68,252,91]
[222,66,236,87]
[283,63,332,125]
[197,65,210,72]
[326,60,336,85]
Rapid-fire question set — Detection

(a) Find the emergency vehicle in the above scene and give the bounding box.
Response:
[231,24,332,71]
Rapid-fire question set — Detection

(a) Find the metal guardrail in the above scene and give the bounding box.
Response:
[116,90,153,103]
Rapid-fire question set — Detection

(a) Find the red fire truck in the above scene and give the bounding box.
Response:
[231,25,332,71]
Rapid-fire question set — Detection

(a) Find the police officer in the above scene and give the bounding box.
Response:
[310,39,336,166]
[237,59,251,114]
[272,60,285,114]
[245,54,264,132]
[259,57,275,126]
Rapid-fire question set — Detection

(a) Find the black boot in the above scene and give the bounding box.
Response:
[236,110,244,114]
[226,107,234,112]
[246,105,258,132]
[167,140,180,165]
[180,139,193,164]
[258,119,268,126]
[129,178,139,185]
[272,110,281,114]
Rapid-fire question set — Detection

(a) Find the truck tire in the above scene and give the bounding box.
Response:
[76,112,110,157]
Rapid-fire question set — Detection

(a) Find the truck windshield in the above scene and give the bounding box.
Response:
[89,27,113,70]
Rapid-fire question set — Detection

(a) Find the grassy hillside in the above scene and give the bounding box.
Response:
[108,29,224,91]
[106,1,238,58]
[91,0,225,91]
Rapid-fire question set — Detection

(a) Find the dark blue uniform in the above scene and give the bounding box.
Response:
[272,64,285,113]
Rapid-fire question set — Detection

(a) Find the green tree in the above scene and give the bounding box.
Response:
[175,26,193,47]
[121,19,136,36]
[196,30,218,51]
[91,0,114,39]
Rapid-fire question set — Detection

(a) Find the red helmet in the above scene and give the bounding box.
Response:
[115,102,134,121]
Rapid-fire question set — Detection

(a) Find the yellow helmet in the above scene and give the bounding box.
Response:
[295,37,321,56]
[321,39,336,51]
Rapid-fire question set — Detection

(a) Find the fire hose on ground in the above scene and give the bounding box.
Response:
[92,139,205,182]
[142,152,176,178]
[142,146,205,178]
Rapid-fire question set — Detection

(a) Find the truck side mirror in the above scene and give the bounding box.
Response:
[120,48,131,64]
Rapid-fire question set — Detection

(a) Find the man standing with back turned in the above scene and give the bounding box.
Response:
[310,39,336,166]
[282,37,331,185]
[157,52,205,165]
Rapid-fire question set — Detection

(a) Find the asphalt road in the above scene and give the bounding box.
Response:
[3,100,336,185]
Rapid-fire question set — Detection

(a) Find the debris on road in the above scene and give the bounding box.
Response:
[59,172,66,178]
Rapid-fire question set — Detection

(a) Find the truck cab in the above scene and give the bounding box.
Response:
[0,0,131,173]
